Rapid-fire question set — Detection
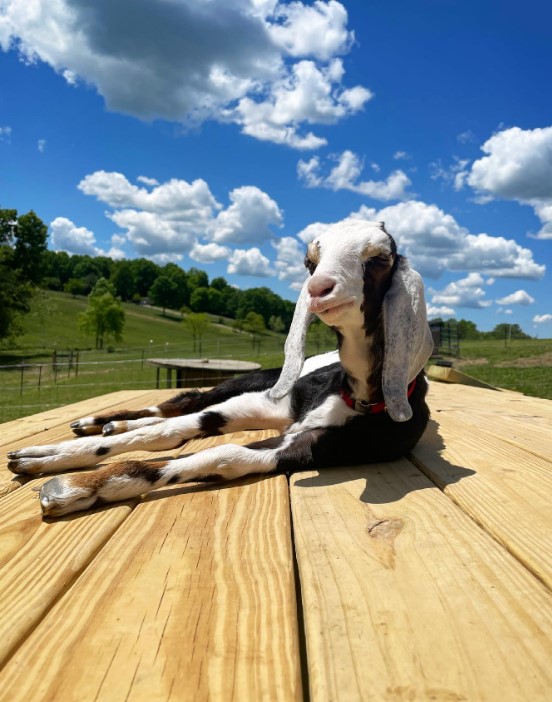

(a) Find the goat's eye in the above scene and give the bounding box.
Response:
[365,253,392,267]
[305,241,320,274]
[304,254,317,275]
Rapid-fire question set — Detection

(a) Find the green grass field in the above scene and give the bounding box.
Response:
[0,291,334,422]
[445,337,552,400]
[1,290,551,422]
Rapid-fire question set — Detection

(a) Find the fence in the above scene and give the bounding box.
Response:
[430,321,460,358]
[0,335,335,423]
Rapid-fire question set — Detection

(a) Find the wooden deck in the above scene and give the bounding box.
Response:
[0,382,551,701]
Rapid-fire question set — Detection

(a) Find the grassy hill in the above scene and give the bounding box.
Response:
[0,290,333,422]
[1,290,551,422]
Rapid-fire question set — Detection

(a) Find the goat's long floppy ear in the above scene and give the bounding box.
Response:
[382,257,433,422]
[269,280,313,400]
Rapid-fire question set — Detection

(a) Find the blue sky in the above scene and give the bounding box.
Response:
[1,0,551,333]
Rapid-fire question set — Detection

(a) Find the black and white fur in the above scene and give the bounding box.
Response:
[7,220,434,517]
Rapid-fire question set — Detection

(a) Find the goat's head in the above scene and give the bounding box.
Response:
[270,219,433,422]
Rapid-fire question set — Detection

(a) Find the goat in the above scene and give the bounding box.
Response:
[7,220,434,517]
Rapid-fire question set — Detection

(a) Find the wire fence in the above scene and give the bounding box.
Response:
[0,336,335,423]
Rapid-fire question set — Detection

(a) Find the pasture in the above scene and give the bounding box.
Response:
[1,291,551,422]
[0,291,304,422]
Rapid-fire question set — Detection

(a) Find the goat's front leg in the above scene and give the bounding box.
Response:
[70,368,283,435]
[8,392,292,476]
[39,430,323,517]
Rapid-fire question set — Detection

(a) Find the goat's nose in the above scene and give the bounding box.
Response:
[308,274,337,299]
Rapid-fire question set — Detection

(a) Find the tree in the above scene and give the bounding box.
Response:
[491,323,531,341]
[149,276,179,315]
[236,287,288,327]
[64,278,87,297]
[242,311,266,353]
[79,278,125,350]
[307,319,335,353]
[456,319,480,340]
[183,312,209,353]
[0,208,47,341]
[111,261,137,301]
[268,315,285,333]
[210,276,229,291]
[130,258,161,297]
[11,211,47,283]
[190,286,224,314]
[187,267,209,291]
[162,263,189,308]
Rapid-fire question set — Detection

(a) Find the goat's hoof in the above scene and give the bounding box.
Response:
[40,477,97,517]
[70,419,103,436]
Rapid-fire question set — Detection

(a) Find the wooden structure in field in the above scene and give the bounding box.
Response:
[147,357,261,389]
[0,381,551,700]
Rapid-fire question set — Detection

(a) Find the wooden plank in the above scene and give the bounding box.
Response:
[428,364,498,390]
[411,413,552,589]
[0,483,134,666]
[0,390,178,496]
[0,469,302,700]
[429,380,552,420]
[0,389,177,446]
[427,382,552,460]
[291,464,552,702]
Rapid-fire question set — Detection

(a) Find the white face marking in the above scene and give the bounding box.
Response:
[306,220,394,326]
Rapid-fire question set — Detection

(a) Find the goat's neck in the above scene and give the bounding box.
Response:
[336,322,384,403]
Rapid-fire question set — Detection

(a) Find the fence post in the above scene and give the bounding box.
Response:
[38,364,42,391]
[19,365,24,397]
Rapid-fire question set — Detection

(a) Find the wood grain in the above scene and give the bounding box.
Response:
[291,463,552,702]
[411,411,552,589]
[0,390,181,494]
[0,470,302,701]
[428,383,552,460]
[0,483,133,666]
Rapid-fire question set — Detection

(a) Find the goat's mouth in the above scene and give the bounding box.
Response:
[311,297,355,317]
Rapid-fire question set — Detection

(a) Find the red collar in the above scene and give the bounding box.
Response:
[340,378,417,414]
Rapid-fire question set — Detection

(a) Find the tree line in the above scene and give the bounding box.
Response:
[431,318,532,341]
[1,208,535,349]
[1,208,296,345]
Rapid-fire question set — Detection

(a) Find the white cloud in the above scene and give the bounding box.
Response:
[79,171,218,215]
[495,290,535,306]
[393,150,410,160]
[272,236,307,288]
[534,314,552,324]
[429,273,492,309]
[190,242,231,264]
[296,220,333,244]
[49,216,104,256]
[429,157,470,191]
[466,125,552,238]
[456,130,476,144]
[226,59,372,149]
[209,186,283,244]
[37,138,46,152]
[351,200,545,280]
[0,0,370,149]
[268,0,352,61]
[0,125,12,141]
[136,175,159,187]
[468,126,552,201]
[227,247,275,277]
[298,150,412,201]
[77,170,283,262]
[427,305,456,318]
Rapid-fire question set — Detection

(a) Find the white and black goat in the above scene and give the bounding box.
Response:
[8,220,434,517]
